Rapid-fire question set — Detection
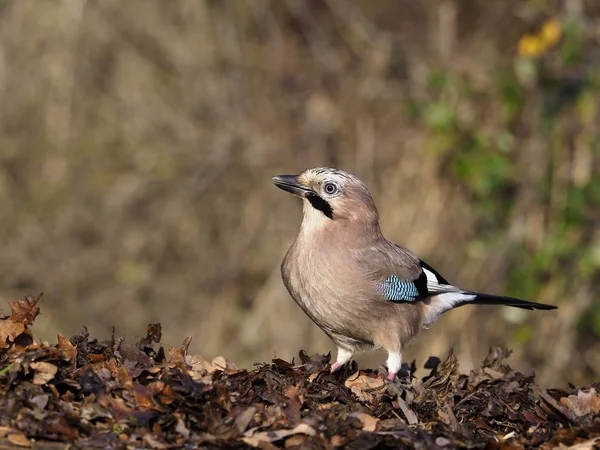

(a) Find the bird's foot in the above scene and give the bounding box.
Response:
[330,362,342,373]
[331,347,354,374]
[386,351,402,382]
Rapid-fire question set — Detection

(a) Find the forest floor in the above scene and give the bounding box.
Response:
[0,294,599,449]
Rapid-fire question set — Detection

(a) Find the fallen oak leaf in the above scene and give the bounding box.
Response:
[344,371,386,403]
[30,394,50,410]
[7,432,31,448]
[211,355,227,372]
[8,293,42,325]
[234,406,257,434]
[136,323,162,350]
[175,418,190,439]
[167,336,192,370]
[143,433,167,449]
[307,372,319,382]
[423,349,459,396]
[149,381,175,406]
[185,354,212,382]
[57,333,77,364]
[394,396,419,425]
[534,386,577,422]
[127,383,167,412]
[242,423,316,447]
[564,437,600,449]
[331,435,348,447]
[298,350,330,373]
[349,412,379,432]
[30,361,58,385]
[285,435,308,447]
[0,294,43,350]
[560,388,600,417]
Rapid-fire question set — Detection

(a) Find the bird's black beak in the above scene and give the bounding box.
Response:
[272,174,313,198]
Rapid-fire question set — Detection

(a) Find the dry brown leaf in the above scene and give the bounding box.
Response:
[57,333,76,363]
[350,412,379,432]
[331,435,348,447]
[234,406,257,434]
[175,418,190,439]
[167,346,187,370]
[317,402,337,411]
[30,394,50,410]
[211,356,227,373]
[0,295,41,350]
[563,437,600,450]
[0,320,27,349]
[185,354,209,380]
[8,295,41,326]
[0,427,12,437]
[284,384,304,403]
[7,433,31,448]
[242,423,316,447]
[137,323,162,349]
[482,367,505,380]
[89,354,105,363]
[560,388,600,417]
[344,372,386,402]
[395,396,419,425]
[285,434,307,447]
[184,354,231,375]
[186,361,213,384]
[143,433,167,449]
[149,381,175,406]
[30,361,58,385]
[116,366,132,386]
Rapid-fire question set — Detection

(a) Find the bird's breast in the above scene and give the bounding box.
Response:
[281,237,377,344]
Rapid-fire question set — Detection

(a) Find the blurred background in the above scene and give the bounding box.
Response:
[0,0,598,387]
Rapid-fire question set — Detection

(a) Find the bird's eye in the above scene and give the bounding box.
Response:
[323,182,338,195]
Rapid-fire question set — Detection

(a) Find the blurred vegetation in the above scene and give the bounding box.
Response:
[0,0,598,387]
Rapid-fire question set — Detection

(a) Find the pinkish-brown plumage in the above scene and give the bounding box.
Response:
[274,168,556,380]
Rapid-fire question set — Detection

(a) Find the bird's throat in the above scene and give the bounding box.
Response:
[301,198,334,233]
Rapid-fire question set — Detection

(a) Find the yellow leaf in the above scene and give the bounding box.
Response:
[518,34,544,58]
[541,19,562,48]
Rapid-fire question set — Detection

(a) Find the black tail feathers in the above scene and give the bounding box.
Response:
[467,292,557,311]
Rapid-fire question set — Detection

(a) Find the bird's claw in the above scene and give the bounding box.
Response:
[330,362,342,373]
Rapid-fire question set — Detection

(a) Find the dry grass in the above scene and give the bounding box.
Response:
[0,0,598,387]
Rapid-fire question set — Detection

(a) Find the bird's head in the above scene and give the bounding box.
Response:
[273,168,379,232]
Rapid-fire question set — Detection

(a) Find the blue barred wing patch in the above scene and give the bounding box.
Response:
[380,275,420,302]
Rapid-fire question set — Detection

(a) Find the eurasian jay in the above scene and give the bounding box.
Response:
[273,167,556,381]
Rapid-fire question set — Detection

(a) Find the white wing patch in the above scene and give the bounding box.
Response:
[420,267,477,325]
[422,268,438,284]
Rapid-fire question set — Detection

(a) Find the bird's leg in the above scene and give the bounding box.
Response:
[330,347,354,373]
[386,351,402,381]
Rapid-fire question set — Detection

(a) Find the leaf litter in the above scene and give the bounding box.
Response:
[0,295,598,449]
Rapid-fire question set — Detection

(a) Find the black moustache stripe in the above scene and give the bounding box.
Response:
[307,194,333,219]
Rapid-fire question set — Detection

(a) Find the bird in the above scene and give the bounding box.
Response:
[272,167,557,381]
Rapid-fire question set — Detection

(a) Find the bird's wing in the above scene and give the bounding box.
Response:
[363,243,465,303]
[364,243,556,315]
